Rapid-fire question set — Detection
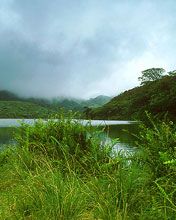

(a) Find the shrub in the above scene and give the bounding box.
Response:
[15,113,113,174]
[137,115,176,178]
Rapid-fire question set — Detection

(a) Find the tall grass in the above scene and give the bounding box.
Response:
[136,114,176,219]
[0,113,176,219]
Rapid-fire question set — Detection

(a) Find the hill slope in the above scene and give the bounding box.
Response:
[81,95,111,108]
[0,101,55,118]
[0,90,20,101]
[90,75,176,120]
[0,90,111,118]
[49,95,111,112]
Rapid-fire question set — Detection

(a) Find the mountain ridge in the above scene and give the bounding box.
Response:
[0,90,111,118]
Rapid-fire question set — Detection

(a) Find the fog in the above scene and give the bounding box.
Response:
[0,0,176,98]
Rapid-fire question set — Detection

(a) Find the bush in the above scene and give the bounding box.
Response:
[136,115,176,219]
[15,114,113,174]
[137,115,176,178]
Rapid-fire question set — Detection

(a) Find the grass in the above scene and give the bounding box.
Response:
[0,113,176,219]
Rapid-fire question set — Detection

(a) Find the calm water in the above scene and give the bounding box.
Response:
[0,119,139,151]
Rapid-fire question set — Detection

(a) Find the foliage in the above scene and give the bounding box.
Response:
[91,75,176,121]
[138,68,166,85]
[82,95,111,108]
[0,90,20,101]
[0,90,111,118]
[135,116,176,219]
[0,101,55,118]
[15,113,111,173]
[0,114,176,219]
[137,114,176,178]
[168,70,176,76]
[52,99,84,112]
[51,95,111,113]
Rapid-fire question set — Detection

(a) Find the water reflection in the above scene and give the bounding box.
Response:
[0,119,139,151]
[0,127,16,150]
[97,124,139,148]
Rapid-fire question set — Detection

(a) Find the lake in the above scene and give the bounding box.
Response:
[0,119,139,152]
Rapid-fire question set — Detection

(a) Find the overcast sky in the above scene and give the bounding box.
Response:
[0,0,176,98]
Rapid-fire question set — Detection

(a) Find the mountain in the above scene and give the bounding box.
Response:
[0,90,111,118]
[89,75,176,121]
[0,90,20,101]
[47,95,111,112]
[82,95,111,108]
[51,99,84,112]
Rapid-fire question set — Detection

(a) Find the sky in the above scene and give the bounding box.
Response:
[0,0,176,99]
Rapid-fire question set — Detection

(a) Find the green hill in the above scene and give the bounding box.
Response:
[0,90,111,118]
[49,95,111,112]
[51,98,84,112]
[0,90,20,101]
[0,101,55,118]
[81,95,111,108]
[90,75,176,121]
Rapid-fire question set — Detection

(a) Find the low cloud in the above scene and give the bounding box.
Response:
[0,0,176,98]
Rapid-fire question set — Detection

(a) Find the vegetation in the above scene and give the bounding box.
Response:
[0,101,55,118]
[0,90,111,118]
[0,68,175,218]
[49,95,111,112]
[51,99,84,112]
[90,74,176,121]
[0,90,20,101]
[81,95,111,108]
[138,68,166,85]
[0,113,175,219]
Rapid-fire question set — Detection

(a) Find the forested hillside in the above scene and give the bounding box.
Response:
[90,75,176,120]
[81,95,111,108]
[0,90,111,118]
[51,95,111,111]
[0,90,20,101]
[0,101,55,118]
[0,91,55,118]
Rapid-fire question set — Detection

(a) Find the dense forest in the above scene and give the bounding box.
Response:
[89,69,176,121]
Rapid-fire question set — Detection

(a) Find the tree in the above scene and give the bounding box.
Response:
[168,70,176,76]
[138,68,166,85]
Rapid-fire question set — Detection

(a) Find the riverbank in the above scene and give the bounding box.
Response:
[0,115,176,219]
[0,118,139,151]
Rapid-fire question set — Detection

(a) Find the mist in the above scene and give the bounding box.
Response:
[0,0,176,98]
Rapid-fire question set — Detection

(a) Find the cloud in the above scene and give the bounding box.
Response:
[0,0,176,98]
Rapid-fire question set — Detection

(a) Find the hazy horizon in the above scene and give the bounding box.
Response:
[0,88,113,101]
[0,0,176,98]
